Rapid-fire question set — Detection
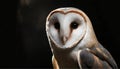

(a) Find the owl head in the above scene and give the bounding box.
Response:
[46,7,98,50]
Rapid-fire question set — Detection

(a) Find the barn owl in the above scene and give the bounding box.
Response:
[46,7,118,69]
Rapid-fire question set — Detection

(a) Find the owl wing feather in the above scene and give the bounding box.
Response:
[79,43,118,69]
[52,55,59,69]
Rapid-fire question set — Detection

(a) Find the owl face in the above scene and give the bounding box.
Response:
[46,7,97,49]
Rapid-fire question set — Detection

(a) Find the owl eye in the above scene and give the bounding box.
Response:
[70,22,79,29]
[54,22,60,30]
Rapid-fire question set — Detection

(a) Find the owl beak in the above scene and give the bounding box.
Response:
[62,36,68,45]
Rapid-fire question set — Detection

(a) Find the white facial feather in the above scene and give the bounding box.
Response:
[46,7,98,50]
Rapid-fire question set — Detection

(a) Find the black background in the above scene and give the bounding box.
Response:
[1,0,120,68]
